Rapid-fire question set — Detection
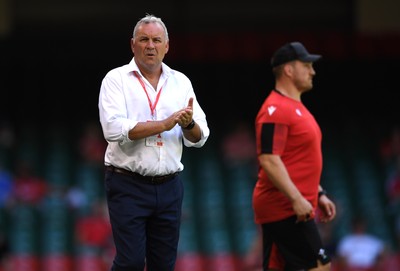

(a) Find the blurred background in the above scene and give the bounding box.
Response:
[0,0,400,270]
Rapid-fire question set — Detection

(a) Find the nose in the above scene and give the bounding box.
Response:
[146,40,155,48]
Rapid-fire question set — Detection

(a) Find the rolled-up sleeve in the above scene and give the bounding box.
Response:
[99,70,137,144]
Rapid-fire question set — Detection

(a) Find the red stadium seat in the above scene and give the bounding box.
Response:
[42,254,72,271]
[9,255,40,271]
[175,253,205,271]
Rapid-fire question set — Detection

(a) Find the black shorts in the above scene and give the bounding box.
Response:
[261,215,331,270]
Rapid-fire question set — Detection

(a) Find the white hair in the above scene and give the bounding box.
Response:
[132,13,169,41]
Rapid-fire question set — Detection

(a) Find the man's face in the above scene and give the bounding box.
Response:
[131,22,169,72]
[291,61,316,93]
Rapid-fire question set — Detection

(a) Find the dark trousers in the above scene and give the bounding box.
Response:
[104,170,183,271]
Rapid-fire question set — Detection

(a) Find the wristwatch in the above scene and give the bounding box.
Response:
[318,189,327,198]
[183,120,195,130]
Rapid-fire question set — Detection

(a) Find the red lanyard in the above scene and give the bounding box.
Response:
[133,71,163,118]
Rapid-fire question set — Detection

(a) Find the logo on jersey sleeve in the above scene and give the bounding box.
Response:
[268,106,277,115]
[295,108,302,116]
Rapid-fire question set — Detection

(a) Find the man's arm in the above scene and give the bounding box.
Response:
[259,153,314,222]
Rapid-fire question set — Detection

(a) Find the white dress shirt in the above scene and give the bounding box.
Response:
[98,58,210,176]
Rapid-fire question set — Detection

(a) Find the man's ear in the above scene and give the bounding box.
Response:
[283,62,294,77]
[165,41,169,54]
[130,38,135,54]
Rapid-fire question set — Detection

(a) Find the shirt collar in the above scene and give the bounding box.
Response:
[127,57,173,78]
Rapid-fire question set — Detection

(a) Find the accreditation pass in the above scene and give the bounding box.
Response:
[145,134,163,147]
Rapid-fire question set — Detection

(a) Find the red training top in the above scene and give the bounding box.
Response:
[253,90,322,224]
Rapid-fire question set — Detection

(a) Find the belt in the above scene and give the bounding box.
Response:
[105,165,178,185]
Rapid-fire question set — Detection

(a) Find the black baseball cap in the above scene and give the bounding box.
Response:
[271,42,321,68]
